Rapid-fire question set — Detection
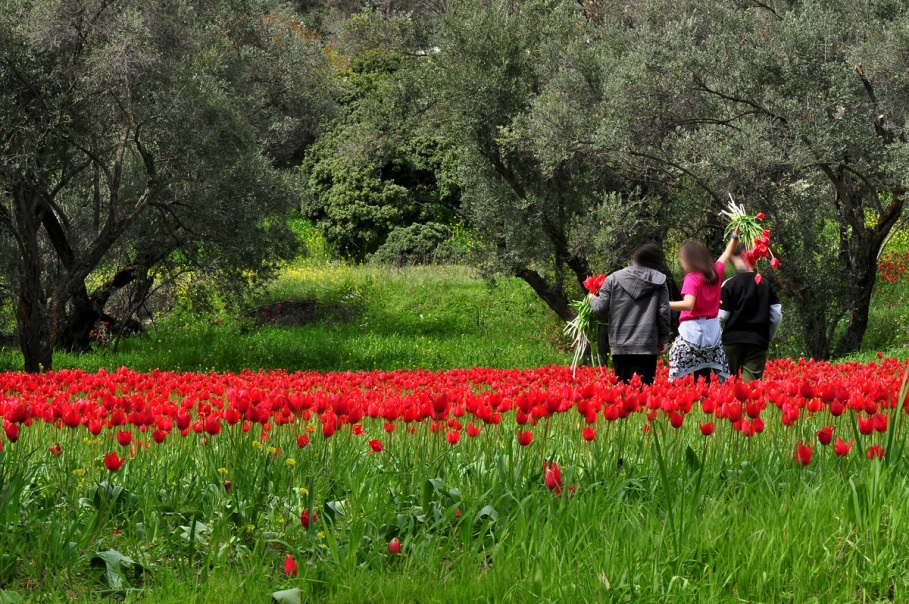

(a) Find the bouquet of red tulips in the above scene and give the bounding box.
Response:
[564,274,606,375]
[720,196,780,283]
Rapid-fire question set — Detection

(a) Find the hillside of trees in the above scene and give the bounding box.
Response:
[2,0,909,370]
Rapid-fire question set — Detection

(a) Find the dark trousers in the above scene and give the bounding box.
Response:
[724,344,768,382]
[612,354,658,385]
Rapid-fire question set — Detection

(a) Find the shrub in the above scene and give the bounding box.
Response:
[371,223,452,266]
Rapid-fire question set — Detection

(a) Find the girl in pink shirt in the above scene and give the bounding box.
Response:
[667,237,738,382]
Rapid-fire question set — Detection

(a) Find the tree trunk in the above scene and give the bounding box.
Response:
[515,266,574,321]
[831,190,904,357]
[833,244,877,357]
[54,252,166,351]
[54,289,101,352]
[17,270,52,373]
[12,187,53,372]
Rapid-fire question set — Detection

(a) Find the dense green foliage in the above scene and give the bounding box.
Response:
[0,262,565,374]
[298,10,461,260]
[4,0,909,368]
[0,0,338,371]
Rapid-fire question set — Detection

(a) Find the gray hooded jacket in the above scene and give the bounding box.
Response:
[589,266,670,356]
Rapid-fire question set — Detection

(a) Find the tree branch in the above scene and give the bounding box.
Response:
[626,150,724,205]
[692,75,789,126]
[854,64,899,145]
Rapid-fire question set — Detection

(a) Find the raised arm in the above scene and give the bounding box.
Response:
[716,228,740,266]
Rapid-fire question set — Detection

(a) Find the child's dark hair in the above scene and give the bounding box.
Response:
[680,241,718,285]
[632,243,666,271]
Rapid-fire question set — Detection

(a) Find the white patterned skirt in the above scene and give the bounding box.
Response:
[668,318,729,381]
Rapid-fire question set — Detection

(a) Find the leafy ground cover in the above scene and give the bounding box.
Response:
[0,360,909,601]
[1,248,909,601]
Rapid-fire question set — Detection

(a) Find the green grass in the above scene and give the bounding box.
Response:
[2,258,909,602]
[3,391,909,603]
[4,245,909,372]
[0,264,566,373]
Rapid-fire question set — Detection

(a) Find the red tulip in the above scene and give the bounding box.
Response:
[517,431,533,447]
[669,411,684,429]
[699,422,715,436]
[466,424,482,438]
[4,423,19,443]
[833,437,853,457]
[116,431,132,447]
[283,554,298,577]
[582,427,596,441]
[446,430,460,445]
[858,416,874,435]
[368,439,383,453]
[388,538,401,555]
[544,462,563,494]
[583,274,607,295]
[795,442,812,466]
[300,509,317,529]
[816,426,833,446]
[756,212,765,220]
[873,413,888,433]
[754,274,763,285]
[867,445,886,460]
[104,452,125,472]
[297,434,310,448]
[770,257,781,270]
[48,443,62,457]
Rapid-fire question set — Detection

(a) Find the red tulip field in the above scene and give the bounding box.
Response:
[2,358,909,601]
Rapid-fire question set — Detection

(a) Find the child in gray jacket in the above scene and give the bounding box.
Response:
[589,244,671,384]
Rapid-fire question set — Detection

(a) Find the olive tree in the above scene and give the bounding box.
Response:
[422,0,672,322]
[608,0,909,358]
[0,0,337,371]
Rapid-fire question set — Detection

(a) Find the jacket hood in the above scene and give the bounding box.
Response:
[615,266,667,300]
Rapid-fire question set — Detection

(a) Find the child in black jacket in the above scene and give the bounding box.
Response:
[718,245,783,382]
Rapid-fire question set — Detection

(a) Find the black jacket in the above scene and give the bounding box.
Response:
[719,272,782,348]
